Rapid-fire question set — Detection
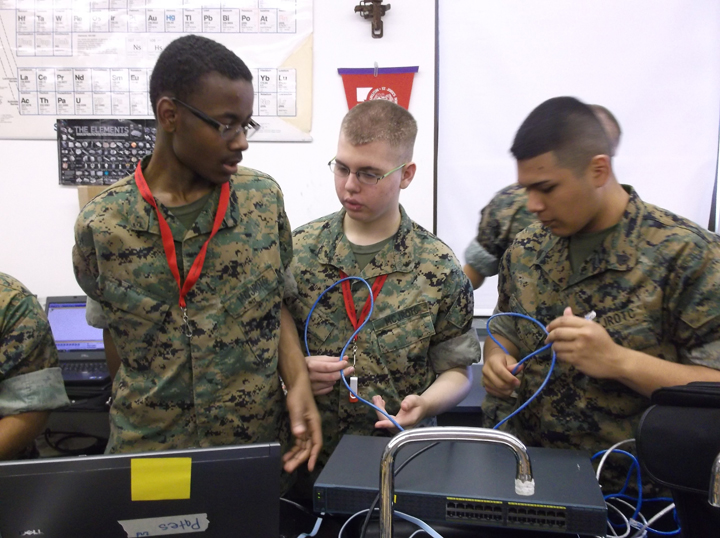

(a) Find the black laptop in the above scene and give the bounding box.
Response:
[45,295,111,385]
[0,443,281,538]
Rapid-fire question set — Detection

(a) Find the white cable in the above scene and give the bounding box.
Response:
[605,500,631,538]
[629,502,676,538]
[297,514,324,538]
[395,511,443,538]
[337,508,443,538]
[338,509,370,538]
[597,438,636,481]
[409,530,429,538]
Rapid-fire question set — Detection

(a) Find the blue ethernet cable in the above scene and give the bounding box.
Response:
[304,276,404,431]
[485,312,557,430]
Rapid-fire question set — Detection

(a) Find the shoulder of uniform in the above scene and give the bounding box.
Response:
[0,272,30,298]
[407,220,463,266]
[233,166,283,192]
[292,213,337,239]
[77,174,136,217]
[641,202,719,247]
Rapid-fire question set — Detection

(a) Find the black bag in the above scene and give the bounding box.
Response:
[636,382,720,538]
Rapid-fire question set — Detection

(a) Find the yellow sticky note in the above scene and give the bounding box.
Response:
[131,458,192,501]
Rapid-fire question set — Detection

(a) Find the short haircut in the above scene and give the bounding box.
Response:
[341,100,418,160]
[149,35,253,117]
[510,97,612,173]
[589,104,622,156]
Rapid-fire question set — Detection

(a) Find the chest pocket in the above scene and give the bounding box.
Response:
[373,302,435,354]
[508,295,550,356]
[221,266,282,369]
[99,275,171,369]
[300,299,339,356]
[600,310,661,353]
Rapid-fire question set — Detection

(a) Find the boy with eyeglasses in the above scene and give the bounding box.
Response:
[73,35,321,476]
[286,100,481,489]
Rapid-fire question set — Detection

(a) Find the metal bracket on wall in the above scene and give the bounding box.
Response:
[354,0,391,38]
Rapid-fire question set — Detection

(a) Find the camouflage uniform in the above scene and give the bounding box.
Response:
[464,184,533,278]
[0,273,70,456]
[490,187,720,490]
[287,206,481,475]
[464,184,534,428]
[73,162,293,454]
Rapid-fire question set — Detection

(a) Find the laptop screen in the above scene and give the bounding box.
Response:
[47,300,104,352]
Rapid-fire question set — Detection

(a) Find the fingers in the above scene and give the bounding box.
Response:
[305,356,354,395]
[564,306,574,317]
[482,357,520,397]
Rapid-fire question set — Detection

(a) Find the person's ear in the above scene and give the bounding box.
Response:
[588,154,610,188]
[399,162,416,190]
[156,97,179,133]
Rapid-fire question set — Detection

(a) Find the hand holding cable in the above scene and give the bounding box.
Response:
[546,306,623,380]
[305,355,354,396]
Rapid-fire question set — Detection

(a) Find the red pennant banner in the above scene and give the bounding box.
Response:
[338,66,419,110]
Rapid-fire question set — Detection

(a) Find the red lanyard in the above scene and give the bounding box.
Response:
[134,162,230,335]
[339,270,387,337]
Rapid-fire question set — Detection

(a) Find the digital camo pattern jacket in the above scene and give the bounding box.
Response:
[491,186,720,488]
[73,165,292,453]
[287,206,481,472]
[0,272,69,416]
[467,183,535,277]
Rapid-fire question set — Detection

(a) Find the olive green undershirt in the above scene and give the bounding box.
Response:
[165,190,214,277]
[348,236,395,271]
[568,224,617,273]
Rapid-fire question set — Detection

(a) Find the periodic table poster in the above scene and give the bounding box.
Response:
[0,0,313,141]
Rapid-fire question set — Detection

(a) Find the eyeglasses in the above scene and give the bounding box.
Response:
[171,97,260,140]
[328,158,406,186]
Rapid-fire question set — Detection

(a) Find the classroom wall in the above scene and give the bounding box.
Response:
[437,1,720,315]
[0,0,437,300]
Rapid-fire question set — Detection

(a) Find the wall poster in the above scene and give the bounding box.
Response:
[0,0,313,141]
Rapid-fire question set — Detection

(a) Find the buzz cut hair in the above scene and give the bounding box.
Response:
[149,35,252,117]
[341,100,418,160]
[510,96,612,174]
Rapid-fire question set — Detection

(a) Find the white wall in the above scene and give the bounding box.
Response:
[437,1,720,315]
[0,0,437,299]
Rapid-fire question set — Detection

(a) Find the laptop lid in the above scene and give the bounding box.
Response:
[0,443,281,538]
[45,295,110,384]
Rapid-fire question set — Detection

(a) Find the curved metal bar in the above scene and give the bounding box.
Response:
[710,451,720,507]
[379,427,534,538]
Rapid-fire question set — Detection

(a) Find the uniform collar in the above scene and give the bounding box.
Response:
[534,185,643,289]
[127,155,240,238]
[315,205,416,277]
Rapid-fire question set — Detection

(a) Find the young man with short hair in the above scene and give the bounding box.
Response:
[287,100,481,484]
[483,96,720,491]
[73,35,320,473]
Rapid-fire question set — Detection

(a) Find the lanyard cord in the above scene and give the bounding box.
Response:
[303,276,404,432]
[134,162,230,335]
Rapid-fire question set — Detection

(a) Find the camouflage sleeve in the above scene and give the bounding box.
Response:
[276,186,293,273]
[464,237,499,278]
[666,236,720,370]
[85,297,109,329]
[0,289,59,379]
[72,210,101,302]
[487,248,523,352]
[428,265,481,372]
[474,196,507,260]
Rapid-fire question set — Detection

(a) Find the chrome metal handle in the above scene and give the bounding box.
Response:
[379,427,535,538]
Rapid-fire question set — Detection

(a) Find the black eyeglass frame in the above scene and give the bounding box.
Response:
[170,97,260,140]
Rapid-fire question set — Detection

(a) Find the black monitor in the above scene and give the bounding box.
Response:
[0,443,281,538]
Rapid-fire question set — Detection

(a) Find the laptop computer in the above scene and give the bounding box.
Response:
[45,295,111,385]
[0,442,281,538]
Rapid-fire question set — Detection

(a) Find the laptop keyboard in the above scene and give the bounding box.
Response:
[61,362,108,374]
